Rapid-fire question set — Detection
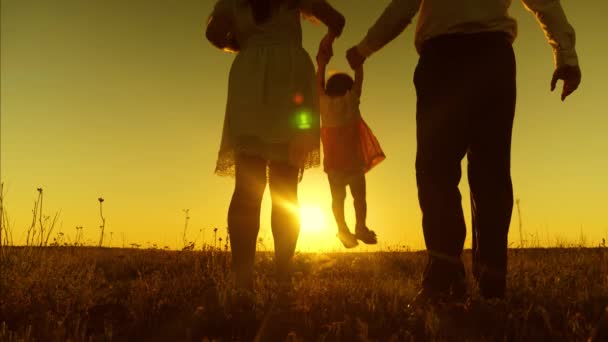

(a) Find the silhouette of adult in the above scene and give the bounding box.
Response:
[347,0,581,302]
[206,0,345,291]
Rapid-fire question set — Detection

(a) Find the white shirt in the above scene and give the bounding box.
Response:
[356,0,579,67]
[320,91,361,128]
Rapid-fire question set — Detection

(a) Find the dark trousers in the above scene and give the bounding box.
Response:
[414,32,516,297]
[228,154,300,290]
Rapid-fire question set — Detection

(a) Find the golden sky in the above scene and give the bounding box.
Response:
[1,0,607,251]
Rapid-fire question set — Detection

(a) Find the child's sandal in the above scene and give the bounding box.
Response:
[337,230,358,249]
[355,226,377,245]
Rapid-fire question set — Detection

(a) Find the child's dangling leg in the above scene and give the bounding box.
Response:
[329,175,347,229]
[350,173,367,227]
[328,173,358,248]
[350,173,377,244]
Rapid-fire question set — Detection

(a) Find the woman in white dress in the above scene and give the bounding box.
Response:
[206,0,345,291]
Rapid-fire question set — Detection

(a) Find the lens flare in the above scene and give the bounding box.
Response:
[295,110,312,130]
[293,92,304,105]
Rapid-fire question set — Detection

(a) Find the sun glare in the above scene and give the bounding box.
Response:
[299,204,328,233]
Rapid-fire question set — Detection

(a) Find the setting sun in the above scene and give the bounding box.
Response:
[299,204,328,233]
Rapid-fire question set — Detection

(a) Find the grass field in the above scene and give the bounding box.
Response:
[1,246,607,341]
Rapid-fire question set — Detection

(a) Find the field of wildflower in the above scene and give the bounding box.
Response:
[1,245,607,341]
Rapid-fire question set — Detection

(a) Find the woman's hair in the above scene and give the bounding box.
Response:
[247,0,298,24]
[325,73,354,97]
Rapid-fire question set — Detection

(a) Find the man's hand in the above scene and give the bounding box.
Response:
[346,46,366,70]
[551,64,581,101]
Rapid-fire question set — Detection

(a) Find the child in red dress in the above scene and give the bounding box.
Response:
[316,37,385,248]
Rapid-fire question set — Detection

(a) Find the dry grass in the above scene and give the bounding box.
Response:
[1,246,607,341]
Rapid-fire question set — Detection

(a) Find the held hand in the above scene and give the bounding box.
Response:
[551,64,581,101]
[316,51,330,66]
[317,49,332,66]
[316,41,331,66]
[317,33,335,65]
[346,46,366,70]
[321,31,337,47]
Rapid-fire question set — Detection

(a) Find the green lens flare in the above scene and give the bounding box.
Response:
[296,110,312,130]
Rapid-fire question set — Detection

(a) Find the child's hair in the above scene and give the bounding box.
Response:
[325,73,354,97]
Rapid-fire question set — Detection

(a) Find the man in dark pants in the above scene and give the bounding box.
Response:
[347,0,581,301]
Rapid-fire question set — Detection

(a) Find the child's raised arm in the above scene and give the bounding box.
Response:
[316,62,327,96]
[316,34,333,95]
[353,65,364,97]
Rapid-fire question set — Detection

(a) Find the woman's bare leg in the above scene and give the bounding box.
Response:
[228,154,267,291]
[268,161,300,280]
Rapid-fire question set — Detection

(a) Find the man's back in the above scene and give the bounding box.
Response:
[415,0,517,52]
[356,0,578,68]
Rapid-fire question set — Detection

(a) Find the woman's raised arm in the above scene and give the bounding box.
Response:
[301,0,345,37]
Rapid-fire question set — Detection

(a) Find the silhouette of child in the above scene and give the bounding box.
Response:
[316,39,385,248]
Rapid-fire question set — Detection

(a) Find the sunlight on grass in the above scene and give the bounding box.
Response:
[1,247,606,340]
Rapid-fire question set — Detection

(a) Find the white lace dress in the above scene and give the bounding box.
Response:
[211,0,322,176]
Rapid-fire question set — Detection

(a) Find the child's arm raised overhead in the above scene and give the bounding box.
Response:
[316,34,333,96]
[353,65,364,97]
[316,61,327,96]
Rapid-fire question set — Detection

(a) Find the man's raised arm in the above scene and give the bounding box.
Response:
[347,0,421,69]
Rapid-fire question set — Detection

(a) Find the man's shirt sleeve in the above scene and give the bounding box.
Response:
[521,0,579,67]
[356,0,422,57]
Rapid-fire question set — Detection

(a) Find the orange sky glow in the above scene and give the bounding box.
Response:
[1,0,607,251]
